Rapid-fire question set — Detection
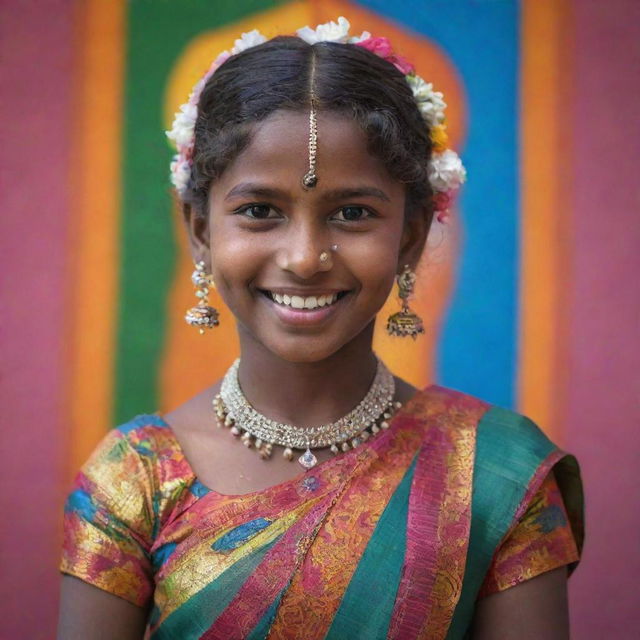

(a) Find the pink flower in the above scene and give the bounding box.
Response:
[356,36,415,75]
[357,36,393,57]
[434,191,454,224]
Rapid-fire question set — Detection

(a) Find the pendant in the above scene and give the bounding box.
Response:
[298,447,318,469]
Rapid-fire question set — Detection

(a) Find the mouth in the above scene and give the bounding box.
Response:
[258,289,350,310]
[257,288,352,327]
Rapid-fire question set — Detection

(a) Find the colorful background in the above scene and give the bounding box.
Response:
[2,0,638,637]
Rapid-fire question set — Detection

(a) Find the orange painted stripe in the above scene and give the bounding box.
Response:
[66,0,126,481]
[518,0,569,440]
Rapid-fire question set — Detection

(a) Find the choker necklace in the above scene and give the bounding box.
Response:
[213,357,400,469]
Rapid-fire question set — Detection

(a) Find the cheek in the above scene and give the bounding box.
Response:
[346,231,402,301]
[208,222,266,292]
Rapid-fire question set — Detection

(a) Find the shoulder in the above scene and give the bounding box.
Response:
[415,384,557,465]
[82,414,189,485]
[71,415,194,537]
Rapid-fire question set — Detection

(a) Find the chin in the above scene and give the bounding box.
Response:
[259,334,348,365]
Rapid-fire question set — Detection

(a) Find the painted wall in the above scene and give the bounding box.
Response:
[1,0,638,637]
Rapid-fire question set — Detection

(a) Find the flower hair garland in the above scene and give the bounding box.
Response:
[167,17,466,223]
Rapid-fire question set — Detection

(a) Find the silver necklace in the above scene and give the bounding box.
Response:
[213,357,399,469]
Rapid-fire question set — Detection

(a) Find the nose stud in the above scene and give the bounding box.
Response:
[319,251,329,263]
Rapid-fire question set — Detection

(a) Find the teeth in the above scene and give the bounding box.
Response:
[269,292,340,309]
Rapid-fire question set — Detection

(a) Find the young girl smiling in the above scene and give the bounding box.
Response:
[58,18,583,640]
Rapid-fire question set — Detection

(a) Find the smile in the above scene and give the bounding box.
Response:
[261,290,348,310]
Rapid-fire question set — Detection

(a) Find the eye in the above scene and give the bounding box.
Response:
[236,204,279,219]
[332,206,372,222]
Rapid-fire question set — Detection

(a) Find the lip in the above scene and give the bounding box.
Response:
[257,289,351,327]
[256,287,347,297]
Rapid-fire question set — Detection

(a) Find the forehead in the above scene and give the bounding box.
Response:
[215,110,403,200]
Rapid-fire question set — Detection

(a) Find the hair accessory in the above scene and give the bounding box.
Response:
[166,17,465,222]
[214,357,401,469]
[185,261,219,334]
[302,94,318,189]
[386,264,425,339]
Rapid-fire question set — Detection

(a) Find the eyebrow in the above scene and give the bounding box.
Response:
[224,182,391,203]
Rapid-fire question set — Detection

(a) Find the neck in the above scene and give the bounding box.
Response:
[235,324,379,428]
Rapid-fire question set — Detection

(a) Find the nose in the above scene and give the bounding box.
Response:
[276,219,332,278]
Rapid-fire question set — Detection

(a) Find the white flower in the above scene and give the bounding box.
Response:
[231,29,266,55]
[297,16,351,44]
[170,155,191,194]
[428,150,467,192]
[348,30,371,44]
[406,74,447,126]
[166,102,197,150]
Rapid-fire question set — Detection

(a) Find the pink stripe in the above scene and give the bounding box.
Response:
[0,0,76,634]
[560,1,640,636]
[387,427,449,638]
[200,481,355,640]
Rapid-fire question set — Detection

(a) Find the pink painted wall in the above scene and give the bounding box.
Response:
[563,0,640,636]
[0,0,75,636]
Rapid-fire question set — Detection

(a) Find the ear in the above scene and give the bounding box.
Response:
[398,205,432,272]
[182,203,211,269]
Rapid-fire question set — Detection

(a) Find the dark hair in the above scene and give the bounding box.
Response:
[186,36,434,227]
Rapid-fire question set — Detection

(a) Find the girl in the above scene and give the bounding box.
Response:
[58,18,583,640]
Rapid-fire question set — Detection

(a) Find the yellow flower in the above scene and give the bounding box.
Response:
[431,124,449,151]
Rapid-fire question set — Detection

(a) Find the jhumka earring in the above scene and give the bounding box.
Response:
[185,261,219,334]
[386,264,425,339]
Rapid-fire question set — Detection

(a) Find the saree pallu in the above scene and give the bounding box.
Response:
[61,385,584,639]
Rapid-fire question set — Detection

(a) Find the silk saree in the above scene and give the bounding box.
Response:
[61,385,583,639]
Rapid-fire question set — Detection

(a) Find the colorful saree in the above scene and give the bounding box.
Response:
[61,385,583,639]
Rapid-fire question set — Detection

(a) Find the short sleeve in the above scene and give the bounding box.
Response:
[60,428,155,607]
[478,469,580,597]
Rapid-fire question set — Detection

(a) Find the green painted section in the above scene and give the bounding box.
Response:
[115,0,277,423]
[324,454,418,639]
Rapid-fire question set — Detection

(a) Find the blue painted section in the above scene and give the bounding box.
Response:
[116,413,169,434]
[212,517,273,552]
[357,0,520,407]
[65,489,98,521]
[190,478,211,498]
[152,541,178,571]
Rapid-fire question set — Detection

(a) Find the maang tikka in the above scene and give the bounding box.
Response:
[386,265,425,339]
[185,261,219,334]
[302,91,318,189]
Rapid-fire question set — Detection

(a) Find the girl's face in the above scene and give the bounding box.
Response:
[192,110,426,363]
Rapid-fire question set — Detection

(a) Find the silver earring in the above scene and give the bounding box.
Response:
[185,261,219,334]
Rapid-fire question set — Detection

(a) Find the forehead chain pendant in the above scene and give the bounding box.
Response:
[302,94,318,189]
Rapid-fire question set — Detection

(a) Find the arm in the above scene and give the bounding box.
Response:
[57,575,149,640]
[471,567,570,640]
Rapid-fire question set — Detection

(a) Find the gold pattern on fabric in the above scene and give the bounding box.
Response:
[478,470,579,596]
[59,392,583,639]
[267,427,423,640]
[153,498,320,624]
[381,388,487,640]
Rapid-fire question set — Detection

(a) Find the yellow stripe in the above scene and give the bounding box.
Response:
[518,0,568,439]
[66,0,126,480]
